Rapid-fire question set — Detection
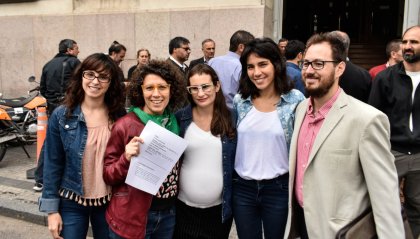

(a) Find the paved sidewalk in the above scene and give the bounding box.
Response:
[0,144,46,226]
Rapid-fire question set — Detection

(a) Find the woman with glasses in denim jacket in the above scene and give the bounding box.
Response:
[173,64,236,239]
[232,38,305,239]
[39,53,126,239]
[103,60,186,239]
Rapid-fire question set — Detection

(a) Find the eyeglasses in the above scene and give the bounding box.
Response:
[298,60,338,70]
[179,47,191,52]
[186,84,214,94]
[82,71,111,83]
[141,84,171,93]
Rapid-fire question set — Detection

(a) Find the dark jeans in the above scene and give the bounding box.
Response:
[145,206,176,239]
[59,198,109,239]
[393,150,420,238]
[295,203,309,239]
[34,145,45,184]
[232,172,289,239]
[34,100,59,185]
[109,228,125,239]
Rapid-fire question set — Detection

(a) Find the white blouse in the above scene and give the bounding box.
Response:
[178,122,223,208]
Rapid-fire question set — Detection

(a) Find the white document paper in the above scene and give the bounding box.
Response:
[125,121,188,195]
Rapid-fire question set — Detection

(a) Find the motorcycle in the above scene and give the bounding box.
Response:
[0,76,47,162]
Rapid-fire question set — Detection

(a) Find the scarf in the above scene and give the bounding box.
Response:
[129,106,179,135]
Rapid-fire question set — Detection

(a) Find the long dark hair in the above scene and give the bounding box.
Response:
[64,53,125,122]
[187,64,235,138]
[238,37,293,99]
[128,59,186,112]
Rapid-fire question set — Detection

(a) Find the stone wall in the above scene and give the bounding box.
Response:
[0,0,273,97]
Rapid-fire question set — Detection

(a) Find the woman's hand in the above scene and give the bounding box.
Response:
[48,212,63,239]
[124,136,144,161]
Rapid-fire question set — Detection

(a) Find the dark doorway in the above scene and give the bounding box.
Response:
[282,0,405,44]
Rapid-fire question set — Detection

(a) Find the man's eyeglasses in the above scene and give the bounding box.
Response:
[142,84,171,93]
[82,71,111,83]
[299,60,338,70]
[186,84,214,94]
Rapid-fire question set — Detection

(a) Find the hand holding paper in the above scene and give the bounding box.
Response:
[124,136,144,161]
[125,121,188,195]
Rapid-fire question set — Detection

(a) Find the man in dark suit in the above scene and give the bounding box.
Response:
[167,36,191,76]
[331,31,372,103]
[189,38,215,69]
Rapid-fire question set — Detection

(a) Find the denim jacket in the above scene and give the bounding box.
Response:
[39,105,88,213]
[175,105,237,223]
[233,89,305,151]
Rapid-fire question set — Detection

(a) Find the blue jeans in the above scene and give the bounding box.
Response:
[232,173,289,239]
[145,206,176,239]
[59,198,109,239]
[109,228,125,239]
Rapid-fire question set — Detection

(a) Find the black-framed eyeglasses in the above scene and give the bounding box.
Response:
[186,84,214,94]
[82,71,111,83]
[298,60,339,70]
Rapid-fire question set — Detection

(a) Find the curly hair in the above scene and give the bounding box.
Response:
[239,37,293,99]
[187,64,235,138]
[63,53,126,122]
[128,59,187,112]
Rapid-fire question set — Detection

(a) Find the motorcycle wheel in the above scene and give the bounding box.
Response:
[0,143,6,162]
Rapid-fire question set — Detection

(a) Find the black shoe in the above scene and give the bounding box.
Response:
[33,183,43,192]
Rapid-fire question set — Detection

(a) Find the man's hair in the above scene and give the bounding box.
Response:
[168,36,190,54]
[201,38,215,47]
[58,39,77,54]
[385,39,402,58]
[285,40,305,60]
[229,30,255,52]
[403,25,420,38]
[305,32,347,63]
[330,30,350,55]
[278,38,288,44]
[108,41,127,55]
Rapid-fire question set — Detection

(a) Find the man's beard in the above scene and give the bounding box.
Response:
[304,72,335,98]
[403,50,420,63]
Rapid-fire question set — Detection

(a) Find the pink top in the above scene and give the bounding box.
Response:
[295,88,341,207]
[82,124,112,200]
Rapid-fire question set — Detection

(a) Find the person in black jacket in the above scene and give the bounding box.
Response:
[36,39,80,192]
[369,25,420,238]
[331,31,372,103]
[40,39,81,115]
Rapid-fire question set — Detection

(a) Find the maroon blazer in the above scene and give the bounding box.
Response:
[103,112,153,239]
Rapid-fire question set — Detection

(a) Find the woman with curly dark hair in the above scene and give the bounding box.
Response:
[104,59,186,239]
[39,53,126,239]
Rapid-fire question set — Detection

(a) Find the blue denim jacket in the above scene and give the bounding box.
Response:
[233,89,305,151]
[175,105,236,223]
[39,105,88,213]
